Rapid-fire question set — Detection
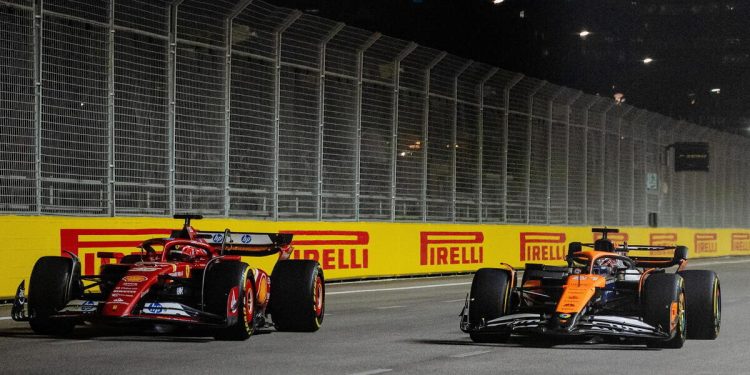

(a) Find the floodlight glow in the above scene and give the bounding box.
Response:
[642,57,653,64]
[579,30,590,38]
[493,0,505,4]
[710,88,721,94]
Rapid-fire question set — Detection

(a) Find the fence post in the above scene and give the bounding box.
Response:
[354,32,381,221]
[316,23,344,221]
[390,42,417,221]
[272,11,301,221]
[222,1,255,217]
[502,74,523,223]
[564,91,582,224]
[421,52,447,222]
[452,60,472,223]
[546,87,565,224]
[477,67,499,223]
[526,81,546,224]
[33,0,43,214]
[106,0,116,216]
[167,0,184,216]
[600,103,615,224]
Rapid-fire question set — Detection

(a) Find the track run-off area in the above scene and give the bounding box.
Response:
[1,257,748,375]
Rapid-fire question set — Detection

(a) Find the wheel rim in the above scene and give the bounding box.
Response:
[677,291,686,340]
[313,275,323,317]
[244,276,254,327]
[714,281,721,335]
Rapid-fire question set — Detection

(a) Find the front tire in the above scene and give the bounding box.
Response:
[643,273,686,349]
[28,256,80,336]
[678,270,721,339]
[468,268,512,343]
[270,260,324,332]
[204,261,255,340]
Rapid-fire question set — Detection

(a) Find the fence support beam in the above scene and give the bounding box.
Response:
[452,60,472,223]
[477,67,498,223]
[272,11,301,220]
[33,0,43,214]
[421,51,447,222]
[354,32,381,221]
[106,0,116,216]
[390,42,418,221]
[167,0,184,216]
[316,23,344,221]
[525,81,546,224]
[502,74,524,223]
[545,87,565,224]
[222,0,255,217]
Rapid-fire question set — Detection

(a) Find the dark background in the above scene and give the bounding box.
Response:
[268,0,750,134]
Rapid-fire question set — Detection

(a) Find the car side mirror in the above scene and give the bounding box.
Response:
[673,245,688,262]
[567,242,582,265]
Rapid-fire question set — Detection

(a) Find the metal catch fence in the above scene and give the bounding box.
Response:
[1,0,749,228]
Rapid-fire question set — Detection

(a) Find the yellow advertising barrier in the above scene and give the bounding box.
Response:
[1,215,749,298]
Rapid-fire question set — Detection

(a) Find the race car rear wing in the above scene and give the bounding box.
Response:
[196,231,293,257]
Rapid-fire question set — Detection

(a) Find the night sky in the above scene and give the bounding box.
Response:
[267,0,750,134]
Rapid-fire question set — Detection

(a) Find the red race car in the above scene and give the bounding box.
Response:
[11,215,324,340]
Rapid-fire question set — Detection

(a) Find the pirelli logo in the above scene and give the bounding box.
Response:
[519,232,566,261]
[593,232,629,246]
[289,231,369,270]
[732,233,750,252]
[649,233,678,255]
[420,232,483,266]
[60,228,172,275]
[694,233,718,254]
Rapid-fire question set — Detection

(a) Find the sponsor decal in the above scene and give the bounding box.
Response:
[81,300,97,312]
[131,267,160,272]
[212,233,224,243]
[122,275,147,283]
[145,302,163,314]
[732,233,750,252]
[649,232,678,255]
[241,234,252,244]
[122,282,138,287]
[559,313,572,319]
[289,231,369,270]
[650,233,678,246]
[520,232,566,261]
[695,233,718,253]
[59,228,172,276]
[420,232,483,266]
[113,298,124,303]
[593,232,629,245]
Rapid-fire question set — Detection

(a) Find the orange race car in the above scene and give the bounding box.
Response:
[460,228,721,348]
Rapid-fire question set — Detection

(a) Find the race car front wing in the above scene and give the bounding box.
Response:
[460,308,670,339]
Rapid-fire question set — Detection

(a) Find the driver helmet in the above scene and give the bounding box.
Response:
[169,245,209,262]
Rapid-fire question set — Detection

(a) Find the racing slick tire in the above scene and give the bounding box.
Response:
[643,273,686,349]
[269,260,324,332]
[468,268,512,343]
[204,261,255,340]
[678,270,721,340]
[28,256,80,336]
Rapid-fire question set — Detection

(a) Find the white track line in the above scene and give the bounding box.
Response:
[442,299,466,303]
[375,305,405,310]
[0,317,12,320]
[348,369,392,375]
[327,282,471,295]
[451,350,492,358]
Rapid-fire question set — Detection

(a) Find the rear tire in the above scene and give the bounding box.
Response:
[270,260,324,332]
[204,261,255,340]
[643,273,686,349]
[678,270,721,340]
[468,268,512,343]
[28,256,79,336]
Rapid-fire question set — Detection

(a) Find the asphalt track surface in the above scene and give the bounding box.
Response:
[0,257,748,375]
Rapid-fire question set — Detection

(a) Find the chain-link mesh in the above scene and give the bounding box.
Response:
[1,0,749,228]
[0,4,35,212]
